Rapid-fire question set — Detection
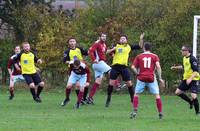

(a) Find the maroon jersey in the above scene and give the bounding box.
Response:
[88,40,107,62]
[133,52,159,82]
[7,54,22,76]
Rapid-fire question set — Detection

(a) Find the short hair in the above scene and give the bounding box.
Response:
[74,59,80,67]
[99,32,106,37]
[67,37,76,43]
[182,45,191,52]
[120,34,128,40]
[144,42,152,51]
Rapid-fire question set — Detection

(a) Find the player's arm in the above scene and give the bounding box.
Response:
[106,45,116,54]
[131,65,138,75]
[139,32,144,48]
[131,56,139,75]
[170,65,183,70]
[7,59,13,79]
[34,53,42,64]
[80,47,88,56]
[186,57,199,85]
[155,61,165,88]
[63,50,70,64]
[88,43,98,63]
[13,53,21,71]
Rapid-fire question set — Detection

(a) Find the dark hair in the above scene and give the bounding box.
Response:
[182,45,192,52]
[144,42,152,51]
[74,59,80,67]
[99,32,106,37]
[67,37,76,43]
[120,34,128,40]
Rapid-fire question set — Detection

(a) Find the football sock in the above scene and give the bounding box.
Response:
[65,88,71,100]
[107,85,113,99]
[9,87,14,96]
[193,98,199,114]
[178,93,191,104]
[37,86,43,97]
[156,98,163,113]
[77,91,84,104]
[133,96,138,111]
[30,88,36,98]
[128,86,134,102]
[75,89,80,97]
[89,83,100,98]
[83,87,88,100]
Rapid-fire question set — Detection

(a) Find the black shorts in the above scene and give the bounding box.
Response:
[178,80,199,94]
[110,65,131,81]
[23,73,42,85]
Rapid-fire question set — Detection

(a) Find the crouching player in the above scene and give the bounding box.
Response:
[61,59,88,109]
[7,45,25,100]
[131,42,164,119]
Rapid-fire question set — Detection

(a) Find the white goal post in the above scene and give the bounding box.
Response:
[193,15,200,58]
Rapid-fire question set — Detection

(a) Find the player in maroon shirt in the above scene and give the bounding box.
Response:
[7,45,25,100]
[131,42,164,119]
[87,33,111,104]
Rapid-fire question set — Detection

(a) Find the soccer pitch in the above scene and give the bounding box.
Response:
[0,89,199,131]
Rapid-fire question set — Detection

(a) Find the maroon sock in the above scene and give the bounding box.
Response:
[9,87,14,96]
[89,83,100,98]
[156,98,162,113]
[65,88,71,100]
[77,91,84,104]
[133,96,139,111]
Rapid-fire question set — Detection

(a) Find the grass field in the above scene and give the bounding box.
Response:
[0,88,200,131]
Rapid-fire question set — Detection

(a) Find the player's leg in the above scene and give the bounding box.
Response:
[23,74,39,102]
[148,80,163,119]
[9,75,15,100]
[175,80,193,108]
[32,73,44,101]
[130,79,145,119]
[74,75,87,109]
[190,81,200,115]
[105,68,118,107]
[75,82,80,97]
[61,73,76,106]
[122,68,133,102]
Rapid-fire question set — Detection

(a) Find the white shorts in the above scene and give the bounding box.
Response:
[67,71,87,90]
[92,61,111,79]
[135,79,159,94]
[9,75,25,87]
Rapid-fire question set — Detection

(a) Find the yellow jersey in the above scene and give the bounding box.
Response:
[183,55,200,80]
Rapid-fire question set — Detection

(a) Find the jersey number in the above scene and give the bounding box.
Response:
[143,57,151,68]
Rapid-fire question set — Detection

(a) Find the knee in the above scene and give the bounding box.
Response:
[126,81,132,87]
[29,83,35,88]
[39,82,44,87]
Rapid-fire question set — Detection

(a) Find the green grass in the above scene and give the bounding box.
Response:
[0,89,199,131]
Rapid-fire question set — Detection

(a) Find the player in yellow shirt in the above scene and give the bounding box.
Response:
[14,42,44,103]
[105,33,144,107]
[171,45,200,115]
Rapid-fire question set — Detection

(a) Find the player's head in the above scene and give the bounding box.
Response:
[73,59,81,69]
[143,42,152,51]
[68,37,76,49]
[22,42,30,52]
[181,45,191,56]
[14,45,21,54]
[99,33,107,42]
[119,35,128,44]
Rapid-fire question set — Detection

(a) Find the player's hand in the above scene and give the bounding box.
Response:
[93,60,98,64]
[159,79,165,88]
[170,65,177,70]
[37,59,42,64]
[140,32,145,40]
[186,78,192,85]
